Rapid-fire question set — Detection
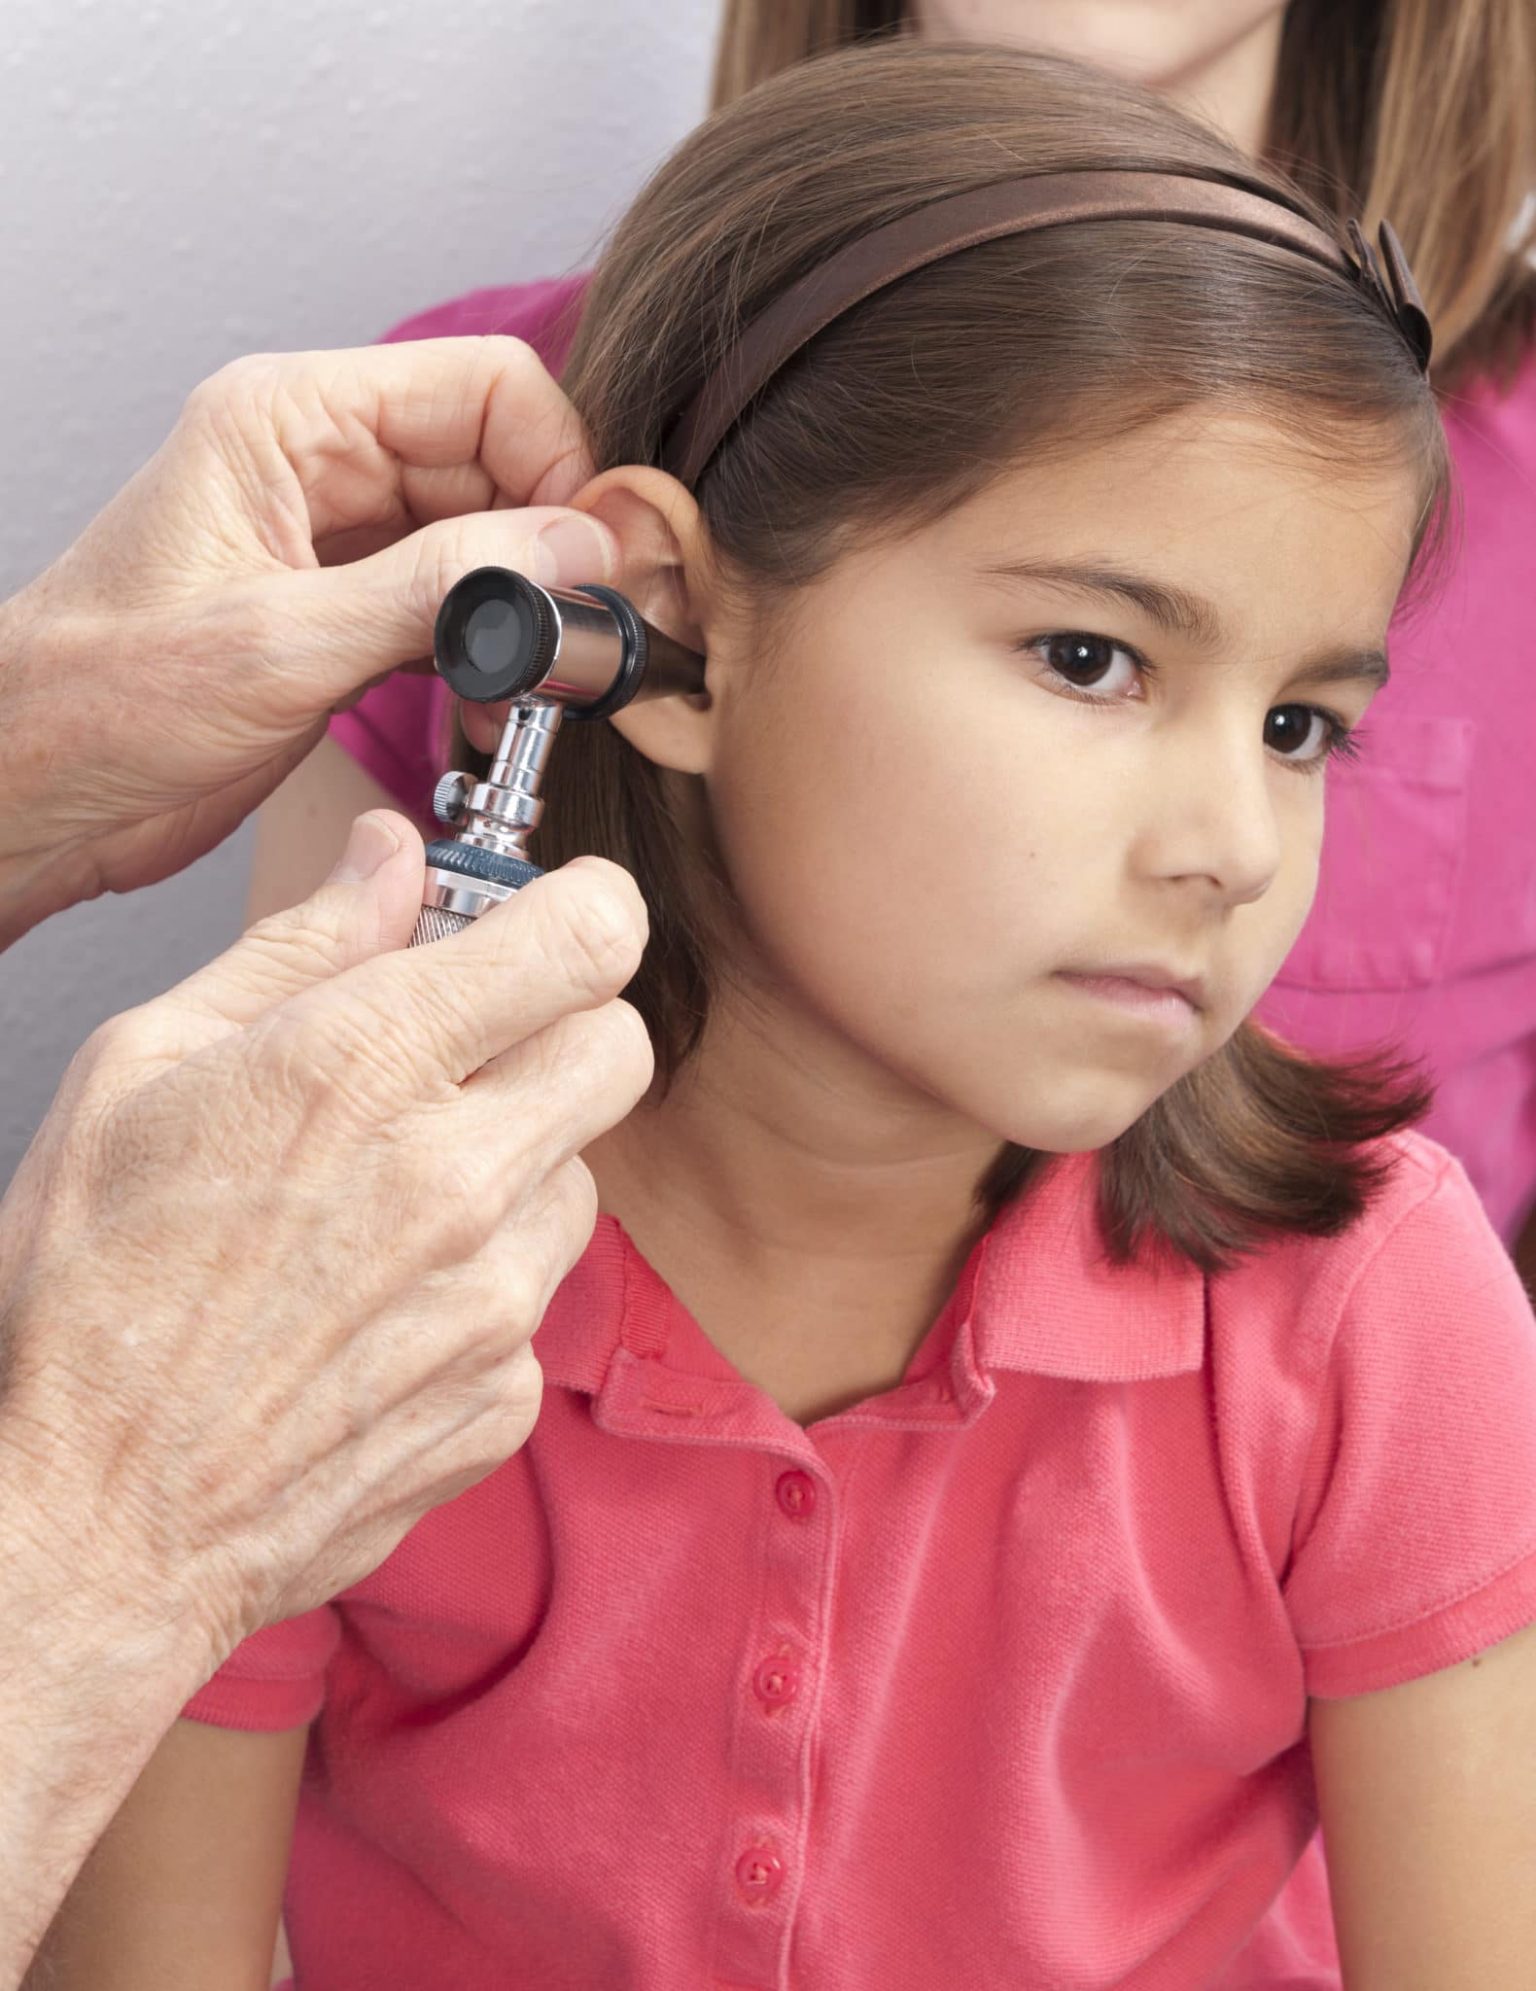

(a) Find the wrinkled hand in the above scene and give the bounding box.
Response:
[0,816,651,1670]
[0,338,618,944]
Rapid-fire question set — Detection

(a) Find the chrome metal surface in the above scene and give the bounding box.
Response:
[410,903,476,947]
[420,872,515,921]
[432,771,472,827]
[445,699,566,860]
[540,591,624,704]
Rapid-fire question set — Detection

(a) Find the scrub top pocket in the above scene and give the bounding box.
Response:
[1273,715,1474,993]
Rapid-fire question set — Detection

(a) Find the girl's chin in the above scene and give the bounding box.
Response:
[976,1103,1162,1158]
[967,1065,1178,1155]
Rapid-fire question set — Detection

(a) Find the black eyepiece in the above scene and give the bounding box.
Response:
[433,567,560,704]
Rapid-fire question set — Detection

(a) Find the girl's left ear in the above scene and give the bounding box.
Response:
[570,464,719,778]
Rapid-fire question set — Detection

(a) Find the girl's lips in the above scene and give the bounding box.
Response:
[1054,971,1202,1028]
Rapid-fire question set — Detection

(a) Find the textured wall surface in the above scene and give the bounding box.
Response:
[0,0,718,1185]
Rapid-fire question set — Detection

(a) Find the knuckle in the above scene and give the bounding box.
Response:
[608,998,656,1082]
[242,905,349,983]
[511,997,654,1126]
[534,864,647,999]
[466,1248,546,1344]
[394,966,489,1077]
[480,333,539,368]
[78,1005,155,1075]
[551,1179,600,1278]
[257,992,404,1120]
[517,1158,600,1279]
[582,999,655,1101]
[442,1304,513,1375]
[410,1150,500,1267]
[407,519,478,613]
[554,1156,600,1240]
[521,1159,601,1293]
[498,1340,544,1423]
[183,351,280,424]
[574,859,649,947]
[475,335,544,397]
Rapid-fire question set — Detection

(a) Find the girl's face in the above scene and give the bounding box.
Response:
[669,409,1417,1154]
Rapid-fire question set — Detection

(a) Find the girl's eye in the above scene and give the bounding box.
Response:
[1028,631,1144,699]
[1263,702,1360,769]
[1024,631,1362,772]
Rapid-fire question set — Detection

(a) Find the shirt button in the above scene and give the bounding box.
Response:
[775,1470,816,1520]
[753,1653,800,1707]
[734,1843,785,1904]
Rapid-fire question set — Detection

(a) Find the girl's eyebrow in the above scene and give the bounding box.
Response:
[978,557,1224,647]
[974,557,1391,688]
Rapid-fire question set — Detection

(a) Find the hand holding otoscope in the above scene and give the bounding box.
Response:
[413,568,707,946]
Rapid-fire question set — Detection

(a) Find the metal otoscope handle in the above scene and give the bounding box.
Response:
[409,565,705,948]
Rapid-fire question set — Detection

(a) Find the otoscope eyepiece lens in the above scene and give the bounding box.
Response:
[463,597,526,678]
[434,566,560,704]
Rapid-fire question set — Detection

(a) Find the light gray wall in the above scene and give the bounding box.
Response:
[0,0,718,1186]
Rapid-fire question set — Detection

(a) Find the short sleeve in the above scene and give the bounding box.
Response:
[1283,1147,1536,1698]
[327,272,595,820]
[180,1604,341,1732]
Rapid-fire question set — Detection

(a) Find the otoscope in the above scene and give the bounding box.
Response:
[410,568,706,947]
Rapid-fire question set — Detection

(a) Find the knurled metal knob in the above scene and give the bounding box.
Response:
[432,771,472,827]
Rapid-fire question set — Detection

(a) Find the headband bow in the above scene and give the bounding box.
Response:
[1347,217,1434,371]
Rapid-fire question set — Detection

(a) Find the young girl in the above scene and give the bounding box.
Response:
[37,42,1536,1991]
[266,0,1536,1272]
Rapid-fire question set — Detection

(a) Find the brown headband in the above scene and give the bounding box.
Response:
[656,170,1433,489]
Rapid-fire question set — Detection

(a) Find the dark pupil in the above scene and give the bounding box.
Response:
[1265,705,1313,755]
[1047,633,1115,683]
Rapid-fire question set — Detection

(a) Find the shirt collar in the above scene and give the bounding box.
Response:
[968,1152,1207,1382]
[536,1149,1205,1406]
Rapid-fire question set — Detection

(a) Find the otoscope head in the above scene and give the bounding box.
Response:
[411,567,705,949]
[433,565,706,716]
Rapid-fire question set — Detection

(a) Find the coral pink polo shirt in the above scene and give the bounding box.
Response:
[330,277,1536,1247]
[184,1135,1536,1989]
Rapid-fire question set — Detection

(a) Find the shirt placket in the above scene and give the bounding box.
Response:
[592,1345,843,1990]
[710,1452,840,1990]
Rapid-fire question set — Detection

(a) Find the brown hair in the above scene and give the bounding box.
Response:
[708,0,1536,394]
[504,43,1447,1270]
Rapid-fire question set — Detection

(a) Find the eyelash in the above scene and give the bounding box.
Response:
[1018,632,1365,772]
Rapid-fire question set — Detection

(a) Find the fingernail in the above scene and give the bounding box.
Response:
[328,812,399,885]
[533,515,617,587]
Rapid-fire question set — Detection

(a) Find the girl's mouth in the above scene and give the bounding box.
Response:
[1053,970,1203,1030]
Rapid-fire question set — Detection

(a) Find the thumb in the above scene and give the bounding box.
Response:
[265,505,621,710]
[163,811,427,1034]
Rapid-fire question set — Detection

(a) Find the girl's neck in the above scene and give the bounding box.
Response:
[583,985,1003,1383]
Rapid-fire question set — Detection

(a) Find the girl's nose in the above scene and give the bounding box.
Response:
[1137,725,1284,907]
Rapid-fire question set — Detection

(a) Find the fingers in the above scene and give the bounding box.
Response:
[262,503,619,708]
[333,335,597,518]
[194,337,602,542]
[264,1160,598,1591]
[325,1155,598,1446]
[456,995,656,1177]
[271,855,651,1099]
[459,696,506,757]
[163,812,427,1034]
